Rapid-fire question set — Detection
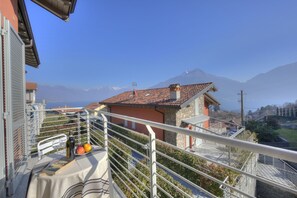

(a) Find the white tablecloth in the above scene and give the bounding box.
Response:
[27,148,110,198]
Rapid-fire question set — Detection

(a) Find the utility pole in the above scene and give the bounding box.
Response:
[239,90,244,126]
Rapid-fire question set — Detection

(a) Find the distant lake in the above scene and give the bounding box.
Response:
[44,101,92,109]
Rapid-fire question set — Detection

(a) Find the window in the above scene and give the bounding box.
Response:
[195,98,199,115]
[131,122,136,130]
[124,120,128,127]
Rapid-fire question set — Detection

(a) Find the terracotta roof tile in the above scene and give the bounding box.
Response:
[100,82,216,108]
[85,102,101,110]
[26,82,37,90]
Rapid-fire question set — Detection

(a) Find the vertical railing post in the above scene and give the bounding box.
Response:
[84,110,90,144]
[100,113,108,151]
[35,111,39,135]
[146,125,157,198]
[100,113,114,197]
[24,108,28,157]
[77,112,81,145]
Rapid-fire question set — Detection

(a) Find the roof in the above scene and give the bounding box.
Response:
[32,0,77,21]
[26,82,37,90]
[85,102,104,110]
[205,93,220,106]
[17,0,78,67]
[18,0,40,67]
[182,115,209,125]
[100,82,218,109]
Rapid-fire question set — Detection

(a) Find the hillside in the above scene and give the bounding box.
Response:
[153,63,297,110]
[37,63,297,110]
[36,85,128,104]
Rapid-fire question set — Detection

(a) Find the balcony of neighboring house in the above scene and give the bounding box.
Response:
[26,82,37,104]
[5,106,297,198]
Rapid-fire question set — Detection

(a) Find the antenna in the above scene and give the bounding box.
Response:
[132,82,137,88]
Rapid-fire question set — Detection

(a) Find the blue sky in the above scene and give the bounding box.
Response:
[26,0,297,89]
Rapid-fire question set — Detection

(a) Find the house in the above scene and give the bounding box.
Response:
[100,83,220,149]
[0,0,77,196]
[26,82,37,104]
[85,102,107,116]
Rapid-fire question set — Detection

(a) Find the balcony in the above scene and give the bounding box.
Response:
[9,106,297,197]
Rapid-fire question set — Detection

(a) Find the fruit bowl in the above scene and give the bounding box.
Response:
[75,149,92,156]
[75,144,93,156]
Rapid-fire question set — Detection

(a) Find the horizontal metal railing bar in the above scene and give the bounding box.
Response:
[107,138,149,171]
[109,122,148,138]
[90,128,104,138]
[156,137,297,195]
[109,159,149,198]
[41,117,79,123]
[99,111,297,163]
[90,125,104,132]
[108,146,150,181]
[110,167,139,198]
[156,184,174,198]
[107,133,150,160]
[90,122,104,128]
[280,159,297,173]
[230,127,246,139]
[40,122,77,129]
[209,116,243,127]
[37,126,78,135]
[156,152,254,198]
[156,163,217,198]
[90,130,104,139]
[156,172,192,198]
[90,137,104,147]
[109,154,150,192]
[156,150,211,173]
[27,107,83,112]
[220,176,229,189]
[108,127,148,148]
[34,133,87,142]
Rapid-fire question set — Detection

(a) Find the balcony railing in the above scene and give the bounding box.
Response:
[24,107,297,198]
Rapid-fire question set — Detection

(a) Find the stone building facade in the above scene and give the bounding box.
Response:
[101,83,219,150]
[164,95,206,149]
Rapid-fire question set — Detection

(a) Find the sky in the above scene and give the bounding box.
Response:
[26,0,297,89]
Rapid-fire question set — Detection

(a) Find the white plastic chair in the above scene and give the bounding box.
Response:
[37,134,67,160]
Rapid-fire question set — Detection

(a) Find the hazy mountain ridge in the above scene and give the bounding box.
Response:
[153,63,297,110]
[36,85,128,104]
[37,63,297,110]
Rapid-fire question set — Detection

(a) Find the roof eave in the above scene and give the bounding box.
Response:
[31,0,77,21]
[18,0,40,67]
[205,93,220,106]
[180,83,217,108]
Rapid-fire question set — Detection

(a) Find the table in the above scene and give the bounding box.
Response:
[27,148,110,198]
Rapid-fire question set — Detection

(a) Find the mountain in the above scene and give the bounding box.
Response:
[153,63,297,110]
[153,69,244,110]
[37,63,297,110]
[36,85,128,106]
[244,63,297,107]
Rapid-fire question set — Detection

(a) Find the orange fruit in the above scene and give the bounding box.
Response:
[76,146,85,154]
[84,143,92,152]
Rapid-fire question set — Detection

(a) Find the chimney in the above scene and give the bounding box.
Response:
[169,84,181,100]
[133,89,137,97]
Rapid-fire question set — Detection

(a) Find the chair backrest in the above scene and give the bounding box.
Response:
[37,134,67,160]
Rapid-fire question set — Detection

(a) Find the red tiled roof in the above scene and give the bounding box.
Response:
[26,82,37,90]
[100,82,217,108]
[85,102,101,110]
